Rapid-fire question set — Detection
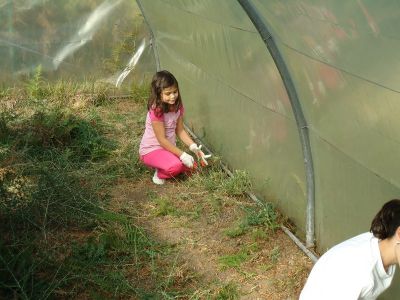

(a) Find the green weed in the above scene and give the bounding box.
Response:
[224,223,247,238]
[269,246,281,264]
[215,282,240,300]
[251,228,268,240]
[130,84,149,105]
[26,65,45,100]
[153,196,180,217]
[187,165,251,197]
[218,251,249,269]
[221,170,252,196]
[224,203,279,238]
[245,202,279,230]
[0,244,62,300]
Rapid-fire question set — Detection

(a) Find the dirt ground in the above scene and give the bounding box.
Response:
[110,176,313,300]
[98,98,314,299]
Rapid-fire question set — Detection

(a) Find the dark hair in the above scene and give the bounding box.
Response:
[147,70,182,117]
[370,199,400,239]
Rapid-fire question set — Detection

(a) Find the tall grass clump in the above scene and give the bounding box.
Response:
[16,108,114,161]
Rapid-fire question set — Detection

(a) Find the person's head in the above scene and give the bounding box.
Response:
[370,199,400,240]
[148,70,182,114]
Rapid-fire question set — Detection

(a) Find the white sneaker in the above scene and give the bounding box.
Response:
[152,171,165,185]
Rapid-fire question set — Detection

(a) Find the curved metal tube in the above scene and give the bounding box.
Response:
[238,0,315,248]
[136,0,160,70]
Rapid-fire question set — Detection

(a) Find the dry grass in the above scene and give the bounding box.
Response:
[1,78,312,299]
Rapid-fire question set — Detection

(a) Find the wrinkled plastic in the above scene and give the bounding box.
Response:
[0,0,156,88]
[2,1,400,297]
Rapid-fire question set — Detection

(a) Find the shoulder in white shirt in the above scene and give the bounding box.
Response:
[300,232,395,300]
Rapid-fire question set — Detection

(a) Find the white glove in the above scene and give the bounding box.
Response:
[179,152,194,168]
[189,143,211,166]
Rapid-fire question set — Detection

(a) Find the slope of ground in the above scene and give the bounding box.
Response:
[0,84,312,299]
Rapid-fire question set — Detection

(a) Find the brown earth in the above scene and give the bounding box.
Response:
[99,98,314,299]
[110,176,313,299]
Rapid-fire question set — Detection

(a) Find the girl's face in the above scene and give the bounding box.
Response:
[161,85,179,105]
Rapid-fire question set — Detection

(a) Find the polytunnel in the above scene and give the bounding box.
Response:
[1,0,400,298]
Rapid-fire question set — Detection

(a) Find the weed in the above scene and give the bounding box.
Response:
[0,110,17,141]
[221,170,252,196]
[215,282,240,300]
[272,256,310,295]
[2,107,109,162]
[224,203,279,239]
[269,246,281,264]
[0,242,64,300]
[26,65,46,100]
[186,166,251,198]
[218,251,249,269]
[146,189,158,200]
[224,223,247,238]
[245,202,279,230]
[260,263,274,272]
[153,196,180,217]
[186,203,203,220]
[130,84,149,105]
[251,228,268,240]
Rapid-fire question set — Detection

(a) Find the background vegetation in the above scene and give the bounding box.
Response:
[0,67,288,299]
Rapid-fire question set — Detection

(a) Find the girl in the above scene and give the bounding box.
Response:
[300,199,400,299]
[139,70,208,185]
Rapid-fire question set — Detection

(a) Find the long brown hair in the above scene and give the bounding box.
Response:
[147,70,182,117]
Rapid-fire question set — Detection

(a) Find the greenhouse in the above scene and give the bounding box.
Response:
[1,0,400,298]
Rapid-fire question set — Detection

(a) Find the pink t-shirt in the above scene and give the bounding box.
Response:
[139,106,184,156]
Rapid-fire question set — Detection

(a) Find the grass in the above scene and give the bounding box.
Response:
[0,72,201,298]
[0,70,309,299]
[223,202,279,238]
[185,162,252,197]
[153,196,181,217]
[219,251,250,269]
[215,282,240,300]
[1,72,262,299]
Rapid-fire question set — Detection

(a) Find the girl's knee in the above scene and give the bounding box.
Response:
[165,162,185,176]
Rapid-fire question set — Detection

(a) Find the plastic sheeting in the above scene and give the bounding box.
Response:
[2,0,400,298]
[251,0,400,247]
[137,1,400,298]
[0,0,156,88]
[138,0,308,240]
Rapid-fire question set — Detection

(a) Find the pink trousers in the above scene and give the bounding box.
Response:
[140,149,189,179]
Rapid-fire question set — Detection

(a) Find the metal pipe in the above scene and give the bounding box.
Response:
[136,0,317,252]
[238,0,316,248]
[136,0,160,71]
[184,125,318,263]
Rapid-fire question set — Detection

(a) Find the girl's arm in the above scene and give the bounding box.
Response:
[176,116,195,147]
[152,120,184,157]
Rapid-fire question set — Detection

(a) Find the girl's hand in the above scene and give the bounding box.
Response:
[179,152,195,168]
[189,143,211,166]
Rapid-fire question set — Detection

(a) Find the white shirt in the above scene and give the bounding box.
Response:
[300,232,395,300]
